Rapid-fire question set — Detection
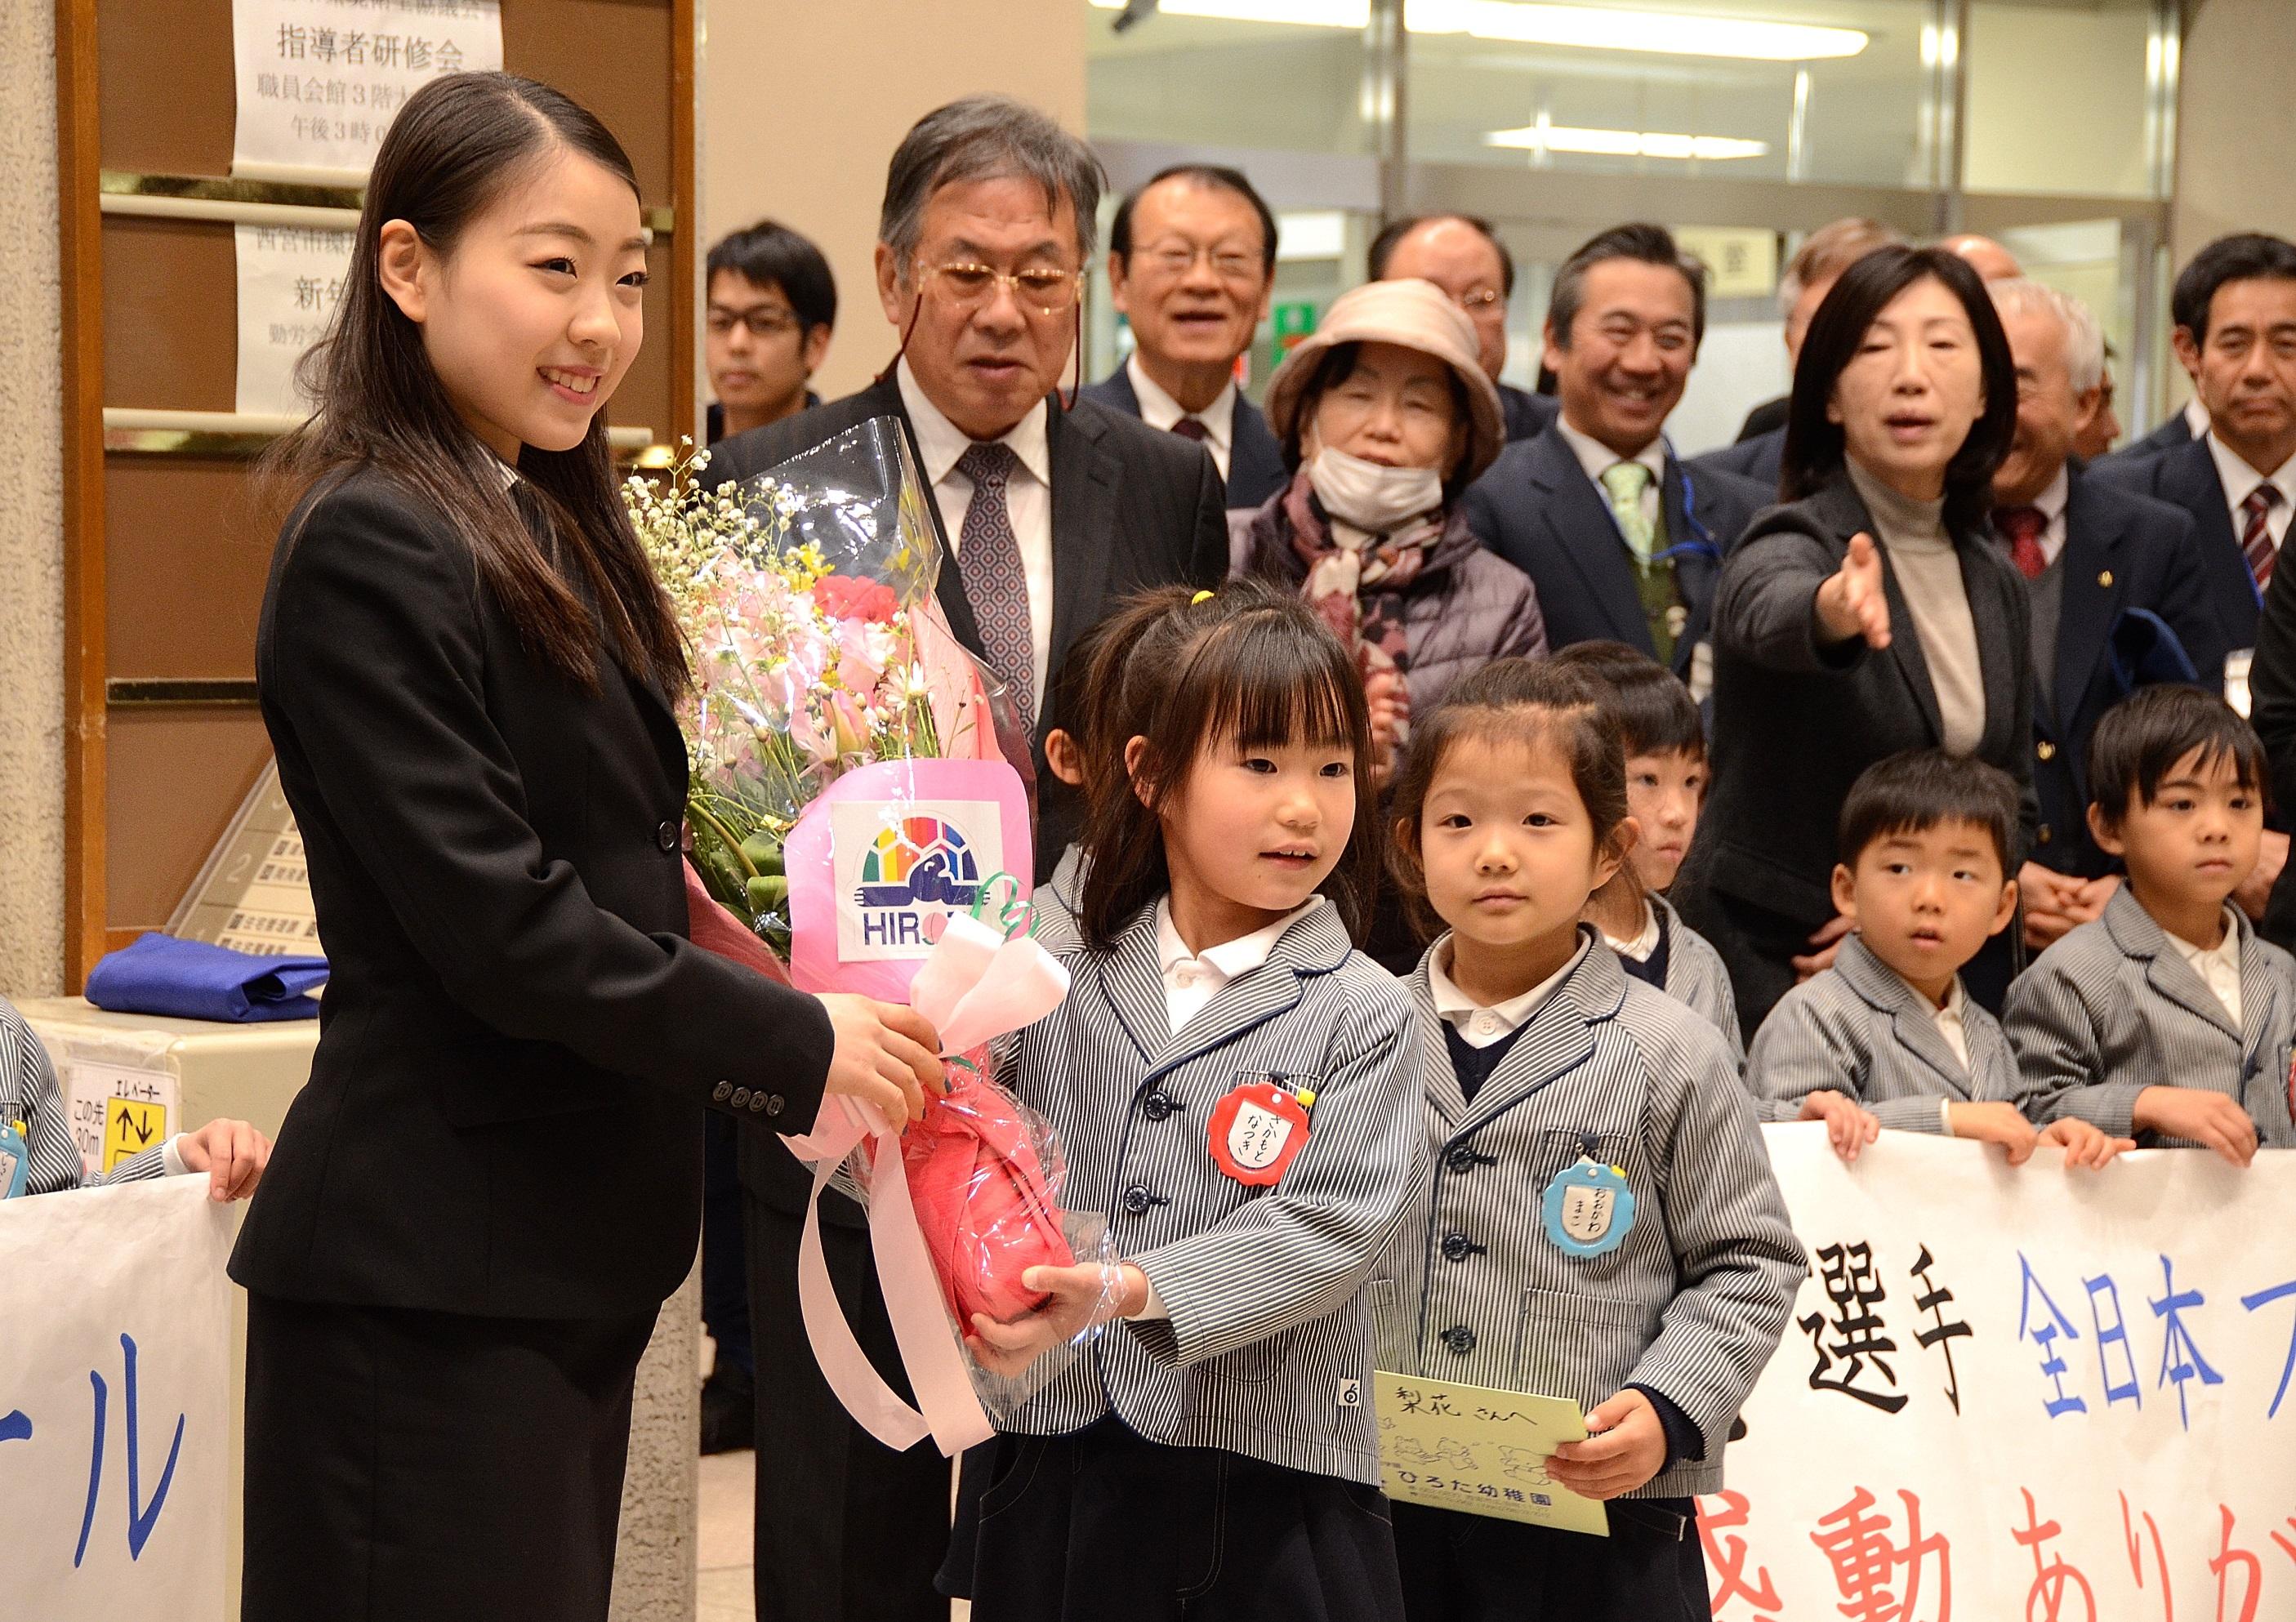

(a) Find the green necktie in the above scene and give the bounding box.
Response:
[1598,461,1677,665]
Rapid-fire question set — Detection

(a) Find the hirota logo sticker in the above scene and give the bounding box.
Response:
[831,800,1004,960]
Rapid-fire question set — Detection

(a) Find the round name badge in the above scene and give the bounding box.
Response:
[1207,1078,1315,1188]
[1541,1156,1635,1259]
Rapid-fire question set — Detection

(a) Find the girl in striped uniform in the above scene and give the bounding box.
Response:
[1376,658,1803,1622]
[953,581,1424,1622]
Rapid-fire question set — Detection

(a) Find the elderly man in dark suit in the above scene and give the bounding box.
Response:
[1985,278,2227,952]
[1370,213,1558,442]
[1081,163,1286,508]
[1462,223,1768,694]
[704,95,1226,1622]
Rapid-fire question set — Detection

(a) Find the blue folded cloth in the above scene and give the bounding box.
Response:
[85,934,328,1023]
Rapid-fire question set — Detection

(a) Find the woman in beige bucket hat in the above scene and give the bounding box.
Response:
[1230,276,1546,782]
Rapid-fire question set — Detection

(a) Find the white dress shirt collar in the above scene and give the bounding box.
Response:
[1127,352,1236,475]
[1429,935,1587,1049]
[2205,430,2296,554]
[896,356,1051,490]
[1995,464,2071,568]
[2166,905,2245,1028]
[1154,895,1325,1035]
[2186,396,2213,441]
[1555,416,1666,488]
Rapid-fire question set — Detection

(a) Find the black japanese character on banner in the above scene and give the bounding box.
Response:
[1801,1241,1908,1414]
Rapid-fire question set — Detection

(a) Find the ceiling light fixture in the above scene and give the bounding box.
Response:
[1089,0,1869,62]
[1484,119,1772,159]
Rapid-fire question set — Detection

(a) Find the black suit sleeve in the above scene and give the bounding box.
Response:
[2251,528,2296,813]
[265,485,832,1130]
[2148,505,2231,688]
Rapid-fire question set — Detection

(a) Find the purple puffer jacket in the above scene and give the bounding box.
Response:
[1228,492,1548,712]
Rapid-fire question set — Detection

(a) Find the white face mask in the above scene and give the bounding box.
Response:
[1306,446,1443,532]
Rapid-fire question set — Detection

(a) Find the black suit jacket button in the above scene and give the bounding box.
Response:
[1442,1325,1477,1356]
[731,1086,751,1107]
[749,1092,770,1112]
[1121,1186,1154,1216]
[712,1081,733,1103]
[766,1094,785,1116]
[655,819,680,852]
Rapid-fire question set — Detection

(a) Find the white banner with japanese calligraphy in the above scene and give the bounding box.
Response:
[231,0,502,184]
[0,1178,238,1617]
[234,223,354,417]
[1702,1125,2296,1621]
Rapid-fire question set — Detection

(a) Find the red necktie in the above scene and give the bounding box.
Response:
[2242,484,2282,590]
[1993,505,2048,581]
[1171,417,1207,443]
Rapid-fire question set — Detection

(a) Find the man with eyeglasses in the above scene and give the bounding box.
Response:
[1462,223,1769,693]
[1081,164,1287,508]
[702,95,1226,1622]
[703,220,835,444]
[1370,212,1558,443]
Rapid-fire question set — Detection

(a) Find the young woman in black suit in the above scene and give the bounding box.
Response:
[1672,246,2040,1033]
[234,73,943,1621]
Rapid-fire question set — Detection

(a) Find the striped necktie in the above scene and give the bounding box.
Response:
[2241,484,2283,590]
[955,442,1036,732]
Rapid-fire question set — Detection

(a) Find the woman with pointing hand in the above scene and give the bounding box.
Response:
[1672,245,2037,1032]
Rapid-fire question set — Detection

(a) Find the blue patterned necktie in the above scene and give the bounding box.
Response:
[956,441,1036,732]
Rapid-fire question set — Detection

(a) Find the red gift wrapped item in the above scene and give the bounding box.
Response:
[899,1058,1076,1326]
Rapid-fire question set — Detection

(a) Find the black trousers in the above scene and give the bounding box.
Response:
[240,1291,658,1622]
[1392,1497,1713,1622]
[746,1194,950,1622]
[965,1418,1407,1622]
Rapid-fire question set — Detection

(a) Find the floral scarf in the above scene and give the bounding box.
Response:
[1248,470,1447,686]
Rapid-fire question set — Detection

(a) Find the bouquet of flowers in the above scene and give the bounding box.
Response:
[628,418,1001,953]
[630,418,1114,1455]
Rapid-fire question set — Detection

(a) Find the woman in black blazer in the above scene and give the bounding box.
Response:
[1672,246,2039,1033]
[234,75,942,1622]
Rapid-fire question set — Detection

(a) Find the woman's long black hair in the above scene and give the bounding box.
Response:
[1780,243,2017,536]
[263,71,684,697]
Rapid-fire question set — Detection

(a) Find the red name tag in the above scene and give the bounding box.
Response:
[1207,1079,1314,1187]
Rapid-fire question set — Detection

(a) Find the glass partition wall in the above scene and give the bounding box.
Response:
[1083,0,2180,453]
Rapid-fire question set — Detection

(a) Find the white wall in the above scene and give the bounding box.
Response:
[0,1,67,997]
[2175,0,2296,260]
[700,0,1089,407]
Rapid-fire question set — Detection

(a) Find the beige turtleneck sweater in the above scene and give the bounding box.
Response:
[1847,460,1985,755]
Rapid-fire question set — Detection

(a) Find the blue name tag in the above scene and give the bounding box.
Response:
[0,1124,29,1200]
[1541,1156,1635,1259]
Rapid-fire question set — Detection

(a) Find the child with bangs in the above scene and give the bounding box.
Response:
[1374,657,1802,1622]
[952,579,1424,1622]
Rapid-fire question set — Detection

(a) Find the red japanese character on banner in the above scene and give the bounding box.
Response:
[2012,1489,2095,1622]
[2271,1514,2296,1567]
[1810,1486,1951,1622]
[2118,1491,2175,1622]
[2212,1505,2260,1622]
[1698,1491,1782,1620]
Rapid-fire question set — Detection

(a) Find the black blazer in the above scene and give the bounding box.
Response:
[1690,426,1784,497]
[231,470,833,1319]
[708,371,1225,1223]
[1674,470,2038,934]
[1498,381,1560,443]
[2089,434,2262,658]
[1460,422,1769,675]
[1735,394,1790,443]
[2031,469,2227,878]
[1078,364,1289,510]
[2129,408,2198,460]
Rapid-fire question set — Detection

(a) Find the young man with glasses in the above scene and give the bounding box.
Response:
[1083,164,1287,508]
[703,219,835,443]
[702,94,1228,1622]
[1371,212,1558,443]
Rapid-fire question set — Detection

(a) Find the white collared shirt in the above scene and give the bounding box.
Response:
[1127,352,1236,482]
[1557,415,1666,537]
[895,358,1054,711]
[2205,430,2296,557]
[2186,396,2213,441]
[1601,899,1662,964]
[1993,464,2071,568]
[1429,936,1585,1049]
[1154,895,1324,1036]
[2168,906,2245,1028]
